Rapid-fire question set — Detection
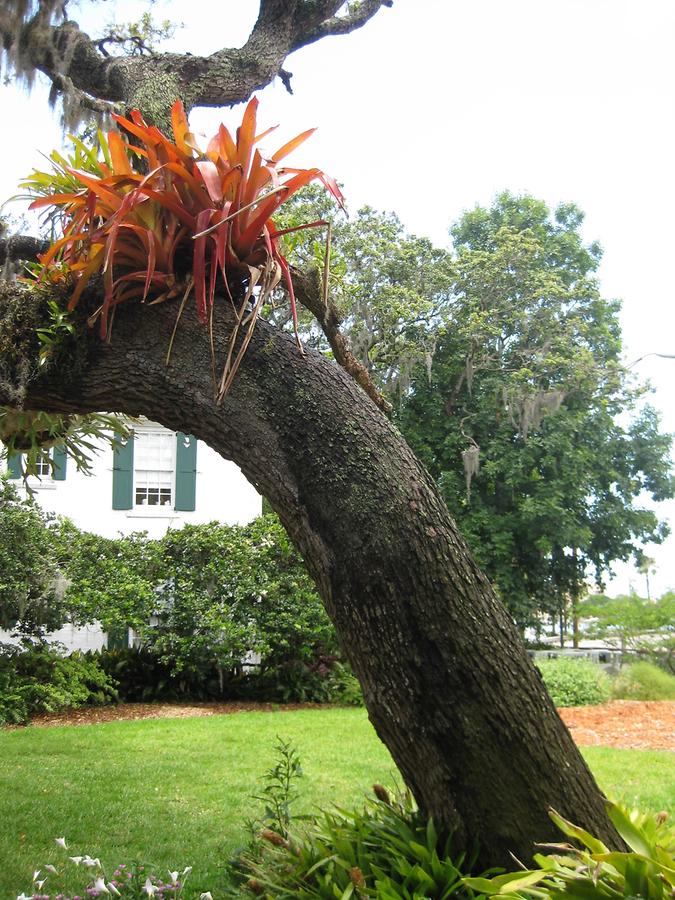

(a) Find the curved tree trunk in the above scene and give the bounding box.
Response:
[0,283,620,867]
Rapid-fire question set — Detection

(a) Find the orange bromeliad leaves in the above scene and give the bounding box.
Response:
[22,98,345,400]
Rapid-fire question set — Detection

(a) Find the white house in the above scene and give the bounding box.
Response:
[1,418,262,649]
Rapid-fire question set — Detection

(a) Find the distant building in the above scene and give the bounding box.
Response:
[1,418,262,650]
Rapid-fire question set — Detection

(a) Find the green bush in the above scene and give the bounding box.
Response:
[0,643,118,724]
[97,646,206,702]
[325,661,364,706]
[0,663,29,724]
[611,660,675,701]
[535,657,611,707]
[233,788,476,898]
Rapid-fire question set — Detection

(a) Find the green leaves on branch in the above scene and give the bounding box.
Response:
[0,409,132,481]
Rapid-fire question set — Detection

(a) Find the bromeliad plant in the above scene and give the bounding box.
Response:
[20,98,345,401]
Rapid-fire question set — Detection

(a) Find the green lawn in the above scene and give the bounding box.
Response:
[1,707,672,898]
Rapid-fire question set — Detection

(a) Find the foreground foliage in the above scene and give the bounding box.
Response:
[467,803,674,900]
[235,789,478,899]
[17,843,203,899]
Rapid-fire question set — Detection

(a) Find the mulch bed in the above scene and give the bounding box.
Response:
[558,700,674,751]
[6,700,675,751]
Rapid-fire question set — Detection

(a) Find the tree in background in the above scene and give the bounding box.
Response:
[400,193,674,631]
[0,475,64,638]
[56,514,335,695]
[579,591,674,671]
[278,189,673,632]
[152,517,335,691]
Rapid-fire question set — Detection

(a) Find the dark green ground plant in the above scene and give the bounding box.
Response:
[232,775,478,898]
[0,642,118,723]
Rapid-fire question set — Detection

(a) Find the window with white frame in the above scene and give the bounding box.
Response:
[33,450,52,478]
[134,430,175,507]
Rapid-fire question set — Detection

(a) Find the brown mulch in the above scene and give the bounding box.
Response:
[558,700,675,751]
[6,700,675,751]
[10,700,332,730]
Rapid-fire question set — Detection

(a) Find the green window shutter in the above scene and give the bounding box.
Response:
[174,432,197,511]
[6,452,22,479]
[107,626,128,650]
[112,435,134,510]
[52,445,67,481]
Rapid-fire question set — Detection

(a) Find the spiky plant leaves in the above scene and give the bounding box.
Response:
[18,99,345,400]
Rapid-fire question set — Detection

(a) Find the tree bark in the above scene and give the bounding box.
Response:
[0,281,622,868]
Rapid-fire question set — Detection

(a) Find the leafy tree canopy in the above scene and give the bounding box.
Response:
[579,591,675,666]
[399,193,674,627]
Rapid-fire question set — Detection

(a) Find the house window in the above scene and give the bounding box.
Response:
[112,426,197,512]
[33,451,52,479]
[134,430,175,507]
[6,445,67,482]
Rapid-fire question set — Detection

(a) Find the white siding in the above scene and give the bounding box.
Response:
[4,420,262,540]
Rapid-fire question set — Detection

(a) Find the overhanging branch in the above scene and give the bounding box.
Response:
[0,0,393,119]
[292,266,392,414]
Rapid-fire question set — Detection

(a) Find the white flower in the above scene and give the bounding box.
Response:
[143,877,157,896]
[93,877,110,894]
[45,865,58,874]
[108,883,121,897]
[69,856,84,866]
[32,870,41,882]
[35,881,46,890]
[55,837,68,849]
[199,893,213,900]
[82,855,102,868]
[16,893,30,899]
[182,866,193,876]
[168,870,179,883]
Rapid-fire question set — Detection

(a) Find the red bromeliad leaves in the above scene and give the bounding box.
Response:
[26,98,345,364]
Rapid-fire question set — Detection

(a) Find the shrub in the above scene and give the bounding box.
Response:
[611,660,675,701]
[232,787,476,898]
[227,739,476,897]
[97,646,191,702]
[325,661,364,706]
[0,662,29,724]
[0,643,118,724]
[535,657,611,707]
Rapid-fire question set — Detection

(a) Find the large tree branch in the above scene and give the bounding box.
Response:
[291,0,394,50]
[0,232,391,412]
[0,0,393,121]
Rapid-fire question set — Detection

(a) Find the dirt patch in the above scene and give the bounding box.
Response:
[558,700,674,751]
[11,700,332,730]
[7,700,675,751]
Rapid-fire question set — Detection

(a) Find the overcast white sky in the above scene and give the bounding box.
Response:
[1,0,673,597]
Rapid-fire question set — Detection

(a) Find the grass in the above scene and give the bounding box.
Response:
[0,707,672,897]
